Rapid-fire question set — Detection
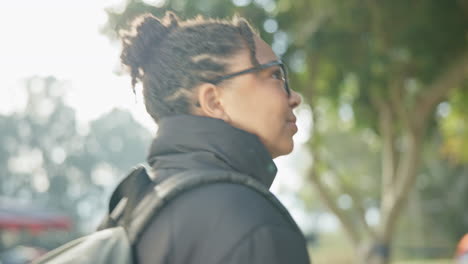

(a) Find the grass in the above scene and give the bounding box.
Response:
[309,232,454,264]
[311,255,452,264]
[395,260,452,264]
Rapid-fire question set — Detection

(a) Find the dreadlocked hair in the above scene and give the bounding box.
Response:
[120,11,259,122]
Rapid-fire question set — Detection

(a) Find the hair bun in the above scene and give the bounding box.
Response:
[120,12,179,87]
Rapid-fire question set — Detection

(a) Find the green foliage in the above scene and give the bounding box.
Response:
[101,0,270,42]
[439,88,468,163]
[274,0,468,140]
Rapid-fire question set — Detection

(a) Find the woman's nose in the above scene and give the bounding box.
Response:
[289,90,302,109]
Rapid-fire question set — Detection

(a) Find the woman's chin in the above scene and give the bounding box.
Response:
[272,141,294,159]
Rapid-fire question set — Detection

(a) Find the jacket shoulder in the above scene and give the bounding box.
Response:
[184,182,289,226]
[136,181,299,264]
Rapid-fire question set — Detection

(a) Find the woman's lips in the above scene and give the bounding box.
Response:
[287,120,298,134]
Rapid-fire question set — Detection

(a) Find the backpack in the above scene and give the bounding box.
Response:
[33,165,300,264]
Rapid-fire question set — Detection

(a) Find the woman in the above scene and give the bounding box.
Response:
[120,11,310,264]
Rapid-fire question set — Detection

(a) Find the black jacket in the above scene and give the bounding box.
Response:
[136,115,311,264]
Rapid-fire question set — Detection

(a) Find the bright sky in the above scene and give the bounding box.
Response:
[0,0,341,233]
[0,0,155,130]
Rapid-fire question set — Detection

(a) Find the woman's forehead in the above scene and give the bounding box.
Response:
[254,36,278,64]
[226,36,278,72]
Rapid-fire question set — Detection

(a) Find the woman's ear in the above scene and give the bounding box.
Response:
[193,83,230,121]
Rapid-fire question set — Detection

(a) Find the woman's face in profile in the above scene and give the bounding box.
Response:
[219,36,302,158]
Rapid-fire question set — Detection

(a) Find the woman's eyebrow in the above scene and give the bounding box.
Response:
[266,66,281,74]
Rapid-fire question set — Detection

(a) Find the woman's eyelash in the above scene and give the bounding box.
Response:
[272,70,283,79]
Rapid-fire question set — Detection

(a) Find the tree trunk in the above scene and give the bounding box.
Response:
[357,239,391,264]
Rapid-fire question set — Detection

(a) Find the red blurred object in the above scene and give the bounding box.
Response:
[456,234,468,257]
[0,199,72,234]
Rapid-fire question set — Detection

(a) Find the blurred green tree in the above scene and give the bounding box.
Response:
[0,76,152,235]
[439,89,468,163]
[102,0,468,263]
[288,1,468,263]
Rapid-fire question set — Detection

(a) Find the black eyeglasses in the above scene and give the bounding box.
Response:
[208,60,290,97]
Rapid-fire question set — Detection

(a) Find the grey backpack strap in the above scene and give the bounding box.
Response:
[97,165,151,231]
[126,169,303,244]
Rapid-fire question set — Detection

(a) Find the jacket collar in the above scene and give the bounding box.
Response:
[147,115,277,188]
